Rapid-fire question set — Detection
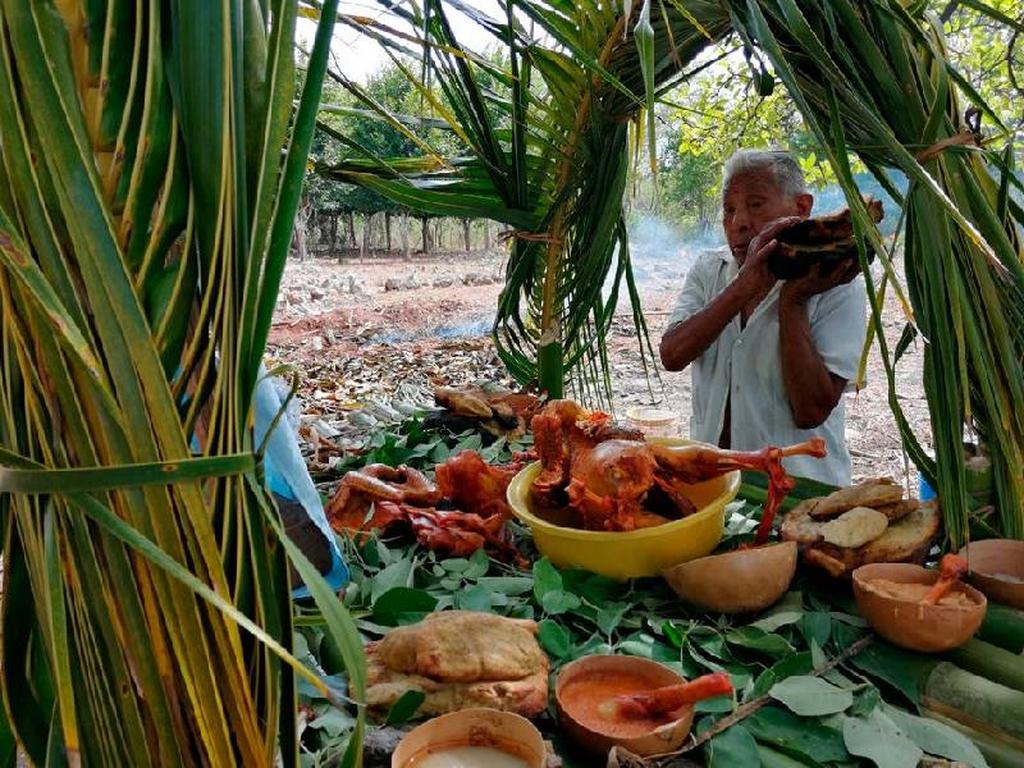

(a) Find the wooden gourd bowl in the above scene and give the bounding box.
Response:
[555,655,695,758]
[662,541,797,614]
[391,708,546,768]
[957,539,1024,610]
[852,562,987,652]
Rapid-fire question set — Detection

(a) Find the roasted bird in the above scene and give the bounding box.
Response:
[769,197,884,279]
[325,452,525,564]
[435,449,519,519]
[324,463,443,529]
[530,399,826,540]
[431,385,541,439]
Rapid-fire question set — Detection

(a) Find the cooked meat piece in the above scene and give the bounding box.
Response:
[434,450,519,519]
[780,498,826,545]
[366,644,548,717]
[821,506,889,548]
[769,198,884,279]
[375,611,547,683]
[803,548,850,578]
[435,387,493,419]
[777,198,884,249]
[807,478,904,520]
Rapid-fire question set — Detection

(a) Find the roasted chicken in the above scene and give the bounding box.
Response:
[530,399,826,541]
[431,385,541,440]
[325,452,525,564]
[324,463,442,529]
[435,449,519,519]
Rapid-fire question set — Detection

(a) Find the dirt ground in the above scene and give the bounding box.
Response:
[267,246,932,486]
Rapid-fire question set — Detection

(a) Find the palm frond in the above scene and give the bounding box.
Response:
[0,1,365,765]
[330,0,1024,545]
[323,0,730,400]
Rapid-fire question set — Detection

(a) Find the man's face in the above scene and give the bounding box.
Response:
[722,171,812,264]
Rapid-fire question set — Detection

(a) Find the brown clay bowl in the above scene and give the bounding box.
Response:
[391,707,546,768]
[555,655,695,758]
[662,541,797,614]
[958,539,1024,610]
[852,562,987,653]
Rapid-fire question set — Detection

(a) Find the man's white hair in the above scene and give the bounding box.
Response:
[723,149,807,198]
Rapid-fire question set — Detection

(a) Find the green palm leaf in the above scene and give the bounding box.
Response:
[331,0,1022,544]
[0,1,365,765]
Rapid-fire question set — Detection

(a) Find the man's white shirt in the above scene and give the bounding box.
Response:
[667,249,867,486]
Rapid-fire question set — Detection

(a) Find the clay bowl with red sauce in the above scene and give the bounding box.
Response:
[555,655,695,757]
[662,541,797,614]
[957,539,1024,609]
[852,562,987,652]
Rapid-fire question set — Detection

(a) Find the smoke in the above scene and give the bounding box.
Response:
[625,216,717,292]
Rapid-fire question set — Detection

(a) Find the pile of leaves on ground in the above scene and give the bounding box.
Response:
[294,419,989,767]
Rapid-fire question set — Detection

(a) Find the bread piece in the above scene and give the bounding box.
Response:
[871,498,919,523]
[798,503,941,577]
[375,611,546,683]
[858,504,941,563]
[366,643,548,717]
[807,478,904,520]
[821,506,889,548]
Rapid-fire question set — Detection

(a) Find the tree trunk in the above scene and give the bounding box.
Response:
[329,214,338,254]
[293,223,307,262]
[462,218,471,252]
[421,217,430,254]
[361,213,373,259]
[347,211,356,247]
[400,214,410,258]
[435,219,443,252]
[385,210,392,252]
[293,203,310,261]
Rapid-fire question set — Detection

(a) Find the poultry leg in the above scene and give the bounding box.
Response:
[599,672,733,720]
[648,438,826,482]
[650,438,827,545]
[921,554,969,605]
[326,463,443,533]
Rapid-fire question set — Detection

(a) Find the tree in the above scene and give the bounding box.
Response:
[941,0,1023,147]
[304,60,459,257]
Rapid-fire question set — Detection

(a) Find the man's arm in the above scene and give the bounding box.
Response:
[778,261,862,429]
[660,270,761,371]
[660,217,802,372]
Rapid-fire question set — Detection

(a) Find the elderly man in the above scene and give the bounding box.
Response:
[659,149,866,485]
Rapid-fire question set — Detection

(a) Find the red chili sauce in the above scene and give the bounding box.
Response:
[559,670,683,739]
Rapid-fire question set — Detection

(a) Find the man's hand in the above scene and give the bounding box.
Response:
[736,215,805,296]
[780,259,861,306]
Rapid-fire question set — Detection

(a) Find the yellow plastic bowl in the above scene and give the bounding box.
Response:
[506,438,740,580]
